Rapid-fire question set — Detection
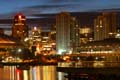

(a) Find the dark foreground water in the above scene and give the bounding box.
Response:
[0,65,67,80]
[0,65,119,80]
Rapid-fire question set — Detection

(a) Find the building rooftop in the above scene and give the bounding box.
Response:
[79,38,120,53]
[83,38,120,46]
[0,34,24,48]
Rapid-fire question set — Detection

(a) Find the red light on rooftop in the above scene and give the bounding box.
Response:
[18,15,22,19]
[14,13,26,20]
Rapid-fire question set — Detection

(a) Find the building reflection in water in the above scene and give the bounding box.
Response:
[58,72,67,80]
[0,66,58,80]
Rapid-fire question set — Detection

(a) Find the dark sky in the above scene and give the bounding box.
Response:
[0,0,120,30]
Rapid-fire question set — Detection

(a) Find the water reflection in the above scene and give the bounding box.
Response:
[58,72,67,80]
[0,66,58,80]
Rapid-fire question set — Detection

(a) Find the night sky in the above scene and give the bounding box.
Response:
[0,0,120,32]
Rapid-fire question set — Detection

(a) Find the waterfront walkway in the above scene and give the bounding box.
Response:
[57,61,120,75]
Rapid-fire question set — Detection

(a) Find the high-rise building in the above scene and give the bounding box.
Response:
[70,17,80,52]
[31,27,42,45]
[94,12,117,41]
[12,13,28,40]
[56,12,80,54]
[50,25,56,41]
[94,15,105,41]
[32,27,41,38]
[50,25,56,50]
[56,12,71,54]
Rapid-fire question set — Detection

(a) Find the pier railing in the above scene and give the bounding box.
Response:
[58,61,120,68]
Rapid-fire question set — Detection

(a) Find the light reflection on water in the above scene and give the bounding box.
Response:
[0,66,63,80]
[58,72,67,80]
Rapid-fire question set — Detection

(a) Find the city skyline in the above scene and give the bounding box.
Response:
[1,1,120,30]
